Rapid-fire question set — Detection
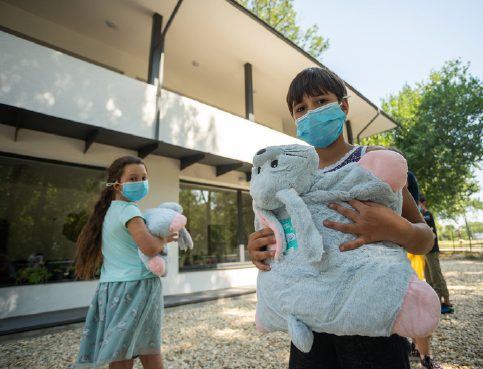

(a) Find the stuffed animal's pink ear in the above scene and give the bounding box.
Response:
[358,150,408,192]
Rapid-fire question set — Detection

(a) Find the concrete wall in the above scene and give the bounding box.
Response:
[0,31,158,140]
[0,1,147,80]
[158,89,302,164]
[0,31,302,166]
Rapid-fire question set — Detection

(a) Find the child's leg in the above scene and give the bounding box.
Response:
[392,276,440,338]
[109,359,134,369]
[426,252,451,305]
[139,354,164,369]
[414,336,431,357]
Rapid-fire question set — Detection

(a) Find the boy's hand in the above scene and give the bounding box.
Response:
[247,228,276,271]
[323,200,403,251]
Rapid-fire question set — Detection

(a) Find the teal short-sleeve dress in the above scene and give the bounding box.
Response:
[75,201,163,368]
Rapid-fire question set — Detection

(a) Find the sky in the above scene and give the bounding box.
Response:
[293,0,483,224]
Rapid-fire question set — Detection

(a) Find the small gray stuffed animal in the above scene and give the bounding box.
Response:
[251,144,439,353]
[141,202,194,276]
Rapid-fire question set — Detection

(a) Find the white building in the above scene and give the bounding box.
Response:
[0,0,397,320]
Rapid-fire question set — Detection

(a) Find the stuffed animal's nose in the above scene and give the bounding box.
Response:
[256,149,266,155]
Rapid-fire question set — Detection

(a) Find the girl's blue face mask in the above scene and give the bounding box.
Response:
[295,102,346,148]
[120,180,149,201]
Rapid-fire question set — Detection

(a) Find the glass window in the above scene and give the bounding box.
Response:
[0,155,105,286]
[179,182,254,270]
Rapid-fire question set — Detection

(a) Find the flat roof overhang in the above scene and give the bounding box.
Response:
[0,104,253,175]
[0,0,399,140]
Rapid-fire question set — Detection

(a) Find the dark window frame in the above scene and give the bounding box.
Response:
[178,180,254,272]
[0,152,106,287]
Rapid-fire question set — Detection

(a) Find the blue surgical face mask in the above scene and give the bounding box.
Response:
[295,102,346,148]
[120,180,149,201]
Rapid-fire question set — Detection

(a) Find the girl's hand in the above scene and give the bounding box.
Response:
[159,233,179,244]
[247,228,276,271]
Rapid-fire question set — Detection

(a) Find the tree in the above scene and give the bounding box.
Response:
[440,224,457,241]
[467,221,483,235]
[362,60,483,218]
[235,0,329,60]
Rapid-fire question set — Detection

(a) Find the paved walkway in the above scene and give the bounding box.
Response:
[0,286,255,338]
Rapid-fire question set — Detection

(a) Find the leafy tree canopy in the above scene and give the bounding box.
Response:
[468,221,483,234]
[362,60,483,218]
[235,0,329,59]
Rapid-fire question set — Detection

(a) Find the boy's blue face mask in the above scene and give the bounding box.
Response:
[295,102,346,148]
[120,180,149,201]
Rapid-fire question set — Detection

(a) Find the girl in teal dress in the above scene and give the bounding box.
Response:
[74,156,175,369]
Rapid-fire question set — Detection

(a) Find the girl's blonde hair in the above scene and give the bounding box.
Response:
[75,156,145,280]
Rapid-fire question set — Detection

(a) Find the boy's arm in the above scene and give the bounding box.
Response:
[323,145,433,254]
[324,186,433,254]
[398,186,434,254]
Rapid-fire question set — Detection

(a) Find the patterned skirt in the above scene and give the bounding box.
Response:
[75,277,163,368]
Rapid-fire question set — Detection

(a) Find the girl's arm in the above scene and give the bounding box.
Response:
[127,217,173,256]
[323,186,434,254]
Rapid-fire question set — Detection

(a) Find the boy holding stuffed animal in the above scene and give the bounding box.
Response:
[248,67,436,369]
[251,144,440,353]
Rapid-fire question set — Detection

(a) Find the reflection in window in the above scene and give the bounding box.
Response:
[179,183,254,270]
[0,155,104,286]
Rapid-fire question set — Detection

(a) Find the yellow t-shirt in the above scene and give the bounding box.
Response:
[407,253,425,280]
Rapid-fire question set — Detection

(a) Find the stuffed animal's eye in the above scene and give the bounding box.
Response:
[257,167,261,174]
[271,160,278,168]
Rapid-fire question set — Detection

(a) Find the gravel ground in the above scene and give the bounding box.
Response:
[1,254,481,369]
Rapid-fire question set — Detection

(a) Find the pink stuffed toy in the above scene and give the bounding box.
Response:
[139,202,193,276]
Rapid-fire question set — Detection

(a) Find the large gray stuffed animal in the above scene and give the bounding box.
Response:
[250,144,439,353]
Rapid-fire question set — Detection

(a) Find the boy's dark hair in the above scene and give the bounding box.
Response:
[286,67,348,116]
[420,195,427,203]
